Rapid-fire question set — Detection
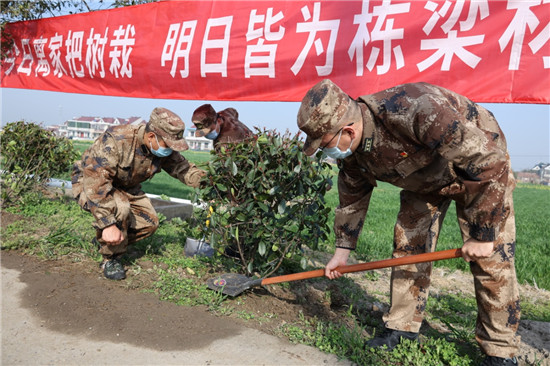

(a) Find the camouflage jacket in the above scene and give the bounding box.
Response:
[213,108,253,149]
[335,82,513,250]
[71,124,204,229]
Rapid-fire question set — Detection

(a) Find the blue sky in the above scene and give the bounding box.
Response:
[1,87,548,171]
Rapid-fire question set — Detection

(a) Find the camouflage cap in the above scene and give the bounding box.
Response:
[192,104,217,137]
[297,79,352,156]
[148,107,189,151]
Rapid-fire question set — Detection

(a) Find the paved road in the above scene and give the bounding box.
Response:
[1,261,350,366]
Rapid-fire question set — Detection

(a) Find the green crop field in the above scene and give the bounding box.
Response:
[70,141,550,290]
[324,182,550,290]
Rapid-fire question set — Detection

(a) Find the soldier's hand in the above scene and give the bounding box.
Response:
[325,248,350,280]
[102,225,124,245]
[461,239,494,262]
[187,169,207,188]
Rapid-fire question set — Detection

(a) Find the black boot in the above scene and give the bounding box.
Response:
[365,328,419,350]
[101,257,126,280]
[481,356,518,366]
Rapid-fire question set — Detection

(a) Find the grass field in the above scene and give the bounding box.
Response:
[324,182,550,290]
[69,141,550,290]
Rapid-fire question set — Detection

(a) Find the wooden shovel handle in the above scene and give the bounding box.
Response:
[261,248,462,286]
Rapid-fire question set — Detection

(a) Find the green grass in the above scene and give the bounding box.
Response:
[72,140,93,154]
[279,310,474,366]
[63,144,550,289]
[141,151,211,199]
[513,184,550,289]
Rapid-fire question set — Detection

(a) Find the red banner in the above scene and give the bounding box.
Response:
[1,1,549,104]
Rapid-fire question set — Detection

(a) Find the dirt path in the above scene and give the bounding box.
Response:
[1,251,349,365]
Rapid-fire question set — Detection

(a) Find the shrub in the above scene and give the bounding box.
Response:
[195,129,333,277]
[0,121,79,205]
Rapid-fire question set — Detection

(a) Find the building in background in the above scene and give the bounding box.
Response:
[185,128,213,151]
[58,116,145,140]
[516,163,550,185]
[531,163,550,185]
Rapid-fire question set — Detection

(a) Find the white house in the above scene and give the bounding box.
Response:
[58,116,213,151]
[59,116,145,140]
[185,128,213,151]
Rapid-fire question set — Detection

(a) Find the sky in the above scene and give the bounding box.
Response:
[1,87,548,171]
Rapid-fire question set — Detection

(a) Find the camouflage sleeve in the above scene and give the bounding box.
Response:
[416,97,509,241]
[334,160,374,250]
[161,153,206,188]
[80,133,120,230]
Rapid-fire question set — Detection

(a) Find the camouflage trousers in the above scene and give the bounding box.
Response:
[77,189,159,257]
[383,177,520,358]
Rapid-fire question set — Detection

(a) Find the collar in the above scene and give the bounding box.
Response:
[138,124,151,155]
[359,103,374,152]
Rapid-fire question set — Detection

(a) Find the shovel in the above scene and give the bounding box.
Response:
[207,248,462,296]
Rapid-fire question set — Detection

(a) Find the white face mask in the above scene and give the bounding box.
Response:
[322,129,353,160]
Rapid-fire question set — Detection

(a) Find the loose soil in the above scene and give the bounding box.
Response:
[1,210,549,365]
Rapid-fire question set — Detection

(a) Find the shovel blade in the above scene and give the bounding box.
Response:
[207,273,263,297]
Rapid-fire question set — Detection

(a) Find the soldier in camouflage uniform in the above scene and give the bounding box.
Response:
[72,107,206,280]
[297,79,520,366]
[192,103,253,150]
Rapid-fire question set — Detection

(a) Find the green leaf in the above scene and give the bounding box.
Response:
[277,200,287,214]
[257,202,268,212]
[258,242,266,256]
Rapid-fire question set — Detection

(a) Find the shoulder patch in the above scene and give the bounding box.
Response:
[363,137,373,152]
